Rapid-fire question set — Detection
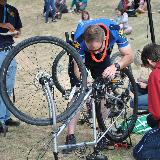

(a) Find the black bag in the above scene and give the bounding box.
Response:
[133,128,160,160]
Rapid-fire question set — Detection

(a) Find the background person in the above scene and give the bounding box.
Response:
[78,10,90,23]
[115,8,132,35]
[0,0,22,134]
[70,0,88,13]
[44,0,57,23]
[136,0,147,13]
[56,0,68,14]
[81,10,90,21]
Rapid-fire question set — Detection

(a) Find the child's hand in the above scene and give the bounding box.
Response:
[137,82,147,89]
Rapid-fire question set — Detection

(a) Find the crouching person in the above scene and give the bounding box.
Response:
[133,43,160,160]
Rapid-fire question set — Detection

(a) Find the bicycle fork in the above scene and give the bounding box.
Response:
[40,76,58,159]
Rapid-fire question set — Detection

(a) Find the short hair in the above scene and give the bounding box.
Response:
[141,43,160,66]
[83,25,105,43]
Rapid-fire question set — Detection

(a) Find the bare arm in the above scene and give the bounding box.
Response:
[118,44,134,69]
[102,44,134,78]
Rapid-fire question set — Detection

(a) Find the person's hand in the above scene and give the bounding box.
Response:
[13,30,21,38]
[102,64,117,79]
[137,82,147,89]
[0,23,15,32]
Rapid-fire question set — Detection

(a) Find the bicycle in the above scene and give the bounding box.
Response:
[0,36,138,160]
[52,32,134,130]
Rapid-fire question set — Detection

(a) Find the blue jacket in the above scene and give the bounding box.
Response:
[74,18,129,61]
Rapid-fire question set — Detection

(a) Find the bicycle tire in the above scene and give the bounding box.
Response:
[52,51,132,96]
[52,49,66,95]
[0,36,87,126]
[96,68,138,142]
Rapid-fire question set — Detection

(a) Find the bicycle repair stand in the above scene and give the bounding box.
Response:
[40,76,108,160]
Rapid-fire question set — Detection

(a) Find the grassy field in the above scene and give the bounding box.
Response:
[0,0,160,159]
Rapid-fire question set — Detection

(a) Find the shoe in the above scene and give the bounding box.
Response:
[45,21,49,23]
[0,124,8,136]
[52,18,57,22]
[62,134,76,154]
[5,118,20,126]
[68,9,74,13]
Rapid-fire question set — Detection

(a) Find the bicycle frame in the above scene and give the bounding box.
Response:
[41,75,125,158]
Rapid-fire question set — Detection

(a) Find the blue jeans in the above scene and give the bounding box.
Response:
[130,84,148,110]
[130,94,148,110]
[0,50,17,123]
[44,0,56,22]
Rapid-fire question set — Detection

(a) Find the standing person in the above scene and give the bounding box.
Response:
[44,0,57,23]
[63,18,134,153]
[141,43,160,128]
[115,8,132,35]
[0,0,22,135]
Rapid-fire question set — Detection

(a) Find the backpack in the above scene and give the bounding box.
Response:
[133,128,160,160]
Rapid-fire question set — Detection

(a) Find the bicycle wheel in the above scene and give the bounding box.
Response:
[96,68,138,142]
[0,36,87,126]
[52,48,80,97]
[52,50,66,95]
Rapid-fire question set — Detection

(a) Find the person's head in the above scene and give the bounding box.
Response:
[115,8,125,16]
[141,43,160,69]
[81,11,90,20]
[0,0,7,5]
[83,25,106,54]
